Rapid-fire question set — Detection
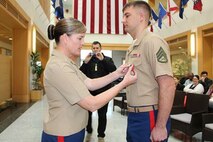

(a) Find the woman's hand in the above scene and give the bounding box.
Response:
[114,64,131,78]
[121,65,137,87]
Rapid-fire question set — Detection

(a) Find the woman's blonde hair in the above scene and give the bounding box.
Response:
[47,18,86,44]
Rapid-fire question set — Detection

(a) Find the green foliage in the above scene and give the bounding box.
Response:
[30,52,44,90]
[172,55,191,76]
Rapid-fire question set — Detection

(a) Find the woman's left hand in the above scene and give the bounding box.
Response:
[115,64,131,77]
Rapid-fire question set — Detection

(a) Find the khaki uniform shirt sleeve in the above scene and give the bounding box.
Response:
[144,36,173,78]
[45,63,90,105]
[80,70,88,81]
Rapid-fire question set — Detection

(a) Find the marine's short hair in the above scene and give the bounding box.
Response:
[122,1,151,19]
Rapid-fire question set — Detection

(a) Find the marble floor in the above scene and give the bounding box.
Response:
[0,96,202,142]
[0,102,34,133]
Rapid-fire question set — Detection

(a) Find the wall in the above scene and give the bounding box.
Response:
[153,0,213,74]
[0,55,11,103]
[112,51,126,68]
[154,0,213,38]
[85,34,132,45]
[12,28,30,102]
[15,0,50,42]
[15,0,213,46]
[0,41,12,50]
[14,0,213,75]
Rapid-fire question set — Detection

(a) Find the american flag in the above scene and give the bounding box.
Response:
[73,0,127,35]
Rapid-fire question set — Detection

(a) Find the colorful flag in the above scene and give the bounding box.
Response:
[167,0,178,26]
[158,3,167,29]
[73,0,127,34]
[51,0,64,20]
[150,9,158,32]
[179,0,189,19]
[193,0,203,12]
[151,9,159,21]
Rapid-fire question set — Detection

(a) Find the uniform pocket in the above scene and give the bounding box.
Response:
[128,54,142,67]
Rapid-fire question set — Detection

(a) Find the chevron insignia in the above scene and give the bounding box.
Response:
[156,47,168,63]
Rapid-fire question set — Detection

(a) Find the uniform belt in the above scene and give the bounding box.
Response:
[127,105,158,113]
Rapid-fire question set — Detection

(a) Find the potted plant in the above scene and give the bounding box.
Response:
[30,51,44,101]
[172,54,191,77]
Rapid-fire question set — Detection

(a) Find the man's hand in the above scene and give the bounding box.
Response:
[96,52,104,60]
[201,76,205,82]
[84,53,93,64]
[150,126,168,142]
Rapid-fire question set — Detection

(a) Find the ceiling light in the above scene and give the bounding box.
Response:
[9,37,13,40]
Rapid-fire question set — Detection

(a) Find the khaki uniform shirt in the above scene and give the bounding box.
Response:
[125,29,173,106]
[43,50,90,136]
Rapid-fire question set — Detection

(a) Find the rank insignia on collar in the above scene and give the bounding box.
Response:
[156,47,168,63]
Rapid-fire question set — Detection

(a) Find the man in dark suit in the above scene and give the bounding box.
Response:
[80,41,116,142]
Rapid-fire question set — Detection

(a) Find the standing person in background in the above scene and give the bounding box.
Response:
[122,1,175,142]
[42,18,137,142]
[80,41,116,142]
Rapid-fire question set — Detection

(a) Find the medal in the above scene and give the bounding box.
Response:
[95,63,97,71]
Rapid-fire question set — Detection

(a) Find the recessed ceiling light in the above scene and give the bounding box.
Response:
[178,47,182,49]
[9,37,13,40]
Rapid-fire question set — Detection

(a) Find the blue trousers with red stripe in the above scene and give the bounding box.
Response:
[126,110,171,142]
[41,129,85,142]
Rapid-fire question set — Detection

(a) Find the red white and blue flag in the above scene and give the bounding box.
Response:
[158,2,167,29]
[167,0,178,26]
[73,0,127,35]
[51,0,64,20]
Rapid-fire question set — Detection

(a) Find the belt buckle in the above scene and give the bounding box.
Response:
[134,107,137,112]
[136,107,140,113]
[133,107,141,112]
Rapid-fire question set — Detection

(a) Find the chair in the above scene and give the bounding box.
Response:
[171,91,186,114]
[173,90,186,106]
[113,92,127,115]
[171,93,209,141]
[121,93,127,115]
[209,97,213,112]
[202,113,213,142]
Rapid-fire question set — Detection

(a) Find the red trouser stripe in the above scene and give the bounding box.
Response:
[149,110,155,130]
[58,136,64,142]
